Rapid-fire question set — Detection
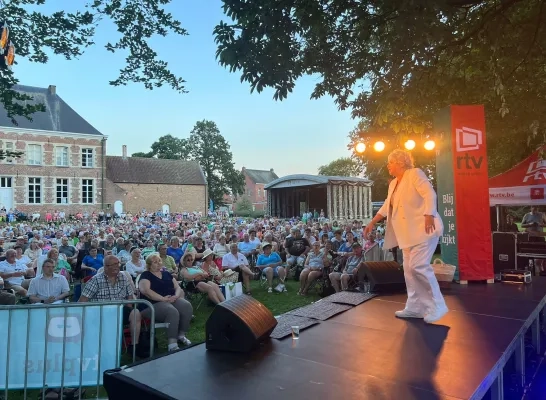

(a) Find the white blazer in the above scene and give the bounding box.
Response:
[378,168,443,250]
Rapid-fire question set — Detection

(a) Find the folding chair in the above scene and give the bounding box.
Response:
[181,280,207,310]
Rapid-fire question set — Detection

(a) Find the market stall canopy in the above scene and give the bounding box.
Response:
[489,147,546,205]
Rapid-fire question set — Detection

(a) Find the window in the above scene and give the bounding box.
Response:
[81,148,93,168]
[28,177,42,204]
[0,177,12,188]
[82,179,93,204]
[3,142,14,163]
[27,144,42,165]
[56,178,69,204]
[56,146,69,167]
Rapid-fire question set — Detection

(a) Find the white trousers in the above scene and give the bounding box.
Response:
[402,237,446,315]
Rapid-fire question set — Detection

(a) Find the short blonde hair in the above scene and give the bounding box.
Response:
[145,253,161,270]
[388,149,414,169]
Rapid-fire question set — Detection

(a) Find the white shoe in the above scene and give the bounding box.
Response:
[178,335,192,346]
[395,309,424,319]
[268,287,273,293]
[424,305,448,324]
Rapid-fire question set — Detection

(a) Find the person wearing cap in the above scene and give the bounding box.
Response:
[329,242,365,292]
[256,242,286,293]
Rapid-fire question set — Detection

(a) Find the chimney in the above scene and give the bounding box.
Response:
[122,145,127,159]
[48,85,56,95]
[242,167,246,172]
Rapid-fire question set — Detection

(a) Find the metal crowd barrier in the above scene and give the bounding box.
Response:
[0,299,155,400]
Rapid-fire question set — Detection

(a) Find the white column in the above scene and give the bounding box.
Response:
[332,185,338,220]
[364,187,370,218]
[348,185,354,220]
[338,185,343,220]
[352,185,358,220]
[344,185,350,221]
[358,186,363,220]
[327,185,332,220]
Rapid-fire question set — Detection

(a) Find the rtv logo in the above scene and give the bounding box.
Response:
[456,126,483,169]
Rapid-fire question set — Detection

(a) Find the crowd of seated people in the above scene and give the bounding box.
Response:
[0,209,390,349]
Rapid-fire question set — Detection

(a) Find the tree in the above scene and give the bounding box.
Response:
[235,197,253,215]
[214,0,546,176]
[187,120,245,207]
[131,151,153,158]
[318,157,360,177]
[0,0,187,124]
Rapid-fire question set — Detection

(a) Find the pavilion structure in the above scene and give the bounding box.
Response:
[264,174,373,221]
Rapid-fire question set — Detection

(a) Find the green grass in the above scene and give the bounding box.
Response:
[182,278,320,344]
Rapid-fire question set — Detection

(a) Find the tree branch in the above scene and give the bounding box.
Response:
[436,0,526,53]
[503,0,545,82]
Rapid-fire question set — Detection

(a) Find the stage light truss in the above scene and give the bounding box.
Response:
[354,136,437,154]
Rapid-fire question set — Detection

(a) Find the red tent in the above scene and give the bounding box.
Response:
[489,147,546,205]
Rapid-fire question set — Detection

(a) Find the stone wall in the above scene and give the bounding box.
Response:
[106,182,207,214]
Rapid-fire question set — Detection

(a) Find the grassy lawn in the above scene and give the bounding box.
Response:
[182,278,320,344]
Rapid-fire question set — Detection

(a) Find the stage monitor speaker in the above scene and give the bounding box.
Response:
[492,232,517,274]
[362,261,406,294]
[206,295,277,353]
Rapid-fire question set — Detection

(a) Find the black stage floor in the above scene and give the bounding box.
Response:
[104,278,546,400]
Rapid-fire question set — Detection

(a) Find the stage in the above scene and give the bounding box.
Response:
[104,279,546,400]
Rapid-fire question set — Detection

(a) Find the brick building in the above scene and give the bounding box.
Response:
[225,167,277,211]
[105,149,207,214]
[0,84,208,215]
[0,84,106,214]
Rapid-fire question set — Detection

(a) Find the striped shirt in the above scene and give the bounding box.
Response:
[27,273,70,300]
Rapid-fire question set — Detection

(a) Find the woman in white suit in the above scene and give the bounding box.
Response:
[364,149,448,323]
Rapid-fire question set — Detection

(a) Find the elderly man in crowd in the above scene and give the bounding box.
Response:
[222,242,254,295]
[79,254,144,357]
[0,249,35,295]
[28,258,70,304]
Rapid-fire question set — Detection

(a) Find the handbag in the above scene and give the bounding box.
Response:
[431,258,456,282]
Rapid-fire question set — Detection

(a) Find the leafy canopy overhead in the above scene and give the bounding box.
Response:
[215,0,546,177]
[318,157,360,177]
[134,120,245,207]
[0,0,187,124]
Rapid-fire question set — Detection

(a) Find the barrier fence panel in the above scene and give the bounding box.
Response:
[0,300,154,399]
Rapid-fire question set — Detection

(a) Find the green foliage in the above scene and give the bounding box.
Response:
[131,151,154,158]
[215,0,546,176]
[150,134,189,160]
[187,120,245,207]
[235,196,253,215]
[139,121,245,207]
[348,122,437,201]
[0,0,187,124]
[318,157,360,177]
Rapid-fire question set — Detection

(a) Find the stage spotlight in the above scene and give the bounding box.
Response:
[424,140,436,151]
[355,142,366,153]
[373,141,385,152]
[404,140,416,150]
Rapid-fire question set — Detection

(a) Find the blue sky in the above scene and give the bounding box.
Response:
[13,0,356,177]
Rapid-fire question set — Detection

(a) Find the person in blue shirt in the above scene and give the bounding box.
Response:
[238,233,259,264]
[256,242,286,293]
[167,236,184,266]
[81,246,104,278]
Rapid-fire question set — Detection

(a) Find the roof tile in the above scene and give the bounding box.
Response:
[106,156,206,185]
